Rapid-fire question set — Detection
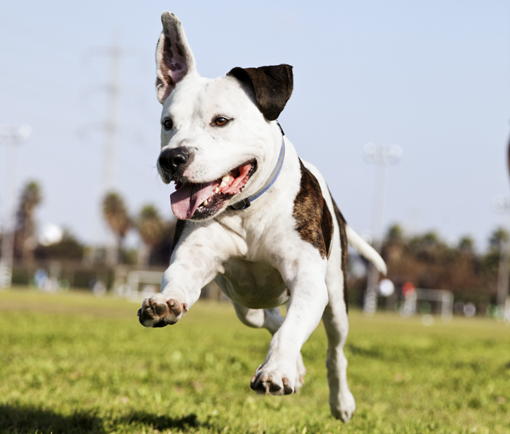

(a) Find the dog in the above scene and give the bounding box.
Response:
[137,12,387,422]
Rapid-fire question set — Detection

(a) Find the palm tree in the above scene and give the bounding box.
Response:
[102,191,131,264]
[15,180,42,264]
[136,204,164,266]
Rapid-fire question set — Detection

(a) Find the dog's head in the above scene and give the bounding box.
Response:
[155,12,293,221]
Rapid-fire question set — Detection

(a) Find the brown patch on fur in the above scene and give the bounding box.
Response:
[170,219,187,256]
[322,200,333,258]
[227,65,293,121]
[331,196,349,313]
[293,160,333,259]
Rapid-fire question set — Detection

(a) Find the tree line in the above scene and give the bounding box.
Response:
[101,191,176,266]
[5,181,176,267]
[348,224,507,307]
[4,180,509,304]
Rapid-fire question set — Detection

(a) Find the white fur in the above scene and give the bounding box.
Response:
[138,12,387,422]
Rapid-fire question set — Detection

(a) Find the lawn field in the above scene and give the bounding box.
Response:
[0,289,509,433]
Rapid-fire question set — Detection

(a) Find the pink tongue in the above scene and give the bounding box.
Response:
[170,182,214,220]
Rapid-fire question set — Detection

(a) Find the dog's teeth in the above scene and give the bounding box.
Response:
[203,199,208,206]
[214,187,220,193]
[220,175,231,188]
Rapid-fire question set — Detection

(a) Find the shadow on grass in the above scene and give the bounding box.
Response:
[120,411,204,431]
[0,404,208,433]
[347,343,384,359]
[0,404,103,433]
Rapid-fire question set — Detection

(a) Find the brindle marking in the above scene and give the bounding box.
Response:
[331,197,349,312]
[227,65,293,121]
[293,160,333,259]
[322,195,334,258]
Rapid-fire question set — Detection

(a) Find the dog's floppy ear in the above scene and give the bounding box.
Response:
[155,12,198,104]
[227,64,293,121]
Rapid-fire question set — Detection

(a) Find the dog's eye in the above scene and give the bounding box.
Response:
[162,118,173,130]
[213,117,229,127]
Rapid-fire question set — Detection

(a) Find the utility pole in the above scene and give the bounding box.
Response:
[81,34,143,269]
[103,32,121,193]
[362,143,402,315]
[0,124,32,288]
[102,33,122,266]
[85,32,124,266]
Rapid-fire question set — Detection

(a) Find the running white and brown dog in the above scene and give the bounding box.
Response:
[137,12,387,422]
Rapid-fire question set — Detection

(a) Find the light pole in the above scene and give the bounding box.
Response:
[0,124,32,288]
[362,142,402,314]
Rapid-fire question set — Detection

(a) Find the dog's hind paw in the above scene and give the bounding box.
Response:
[330,389,356,422]
[137,293,187,328]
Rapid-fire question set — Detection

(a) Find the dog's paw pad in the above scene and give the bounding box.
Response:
[250,370,294,396]
[138,295,186,327]
[268,376,282,393]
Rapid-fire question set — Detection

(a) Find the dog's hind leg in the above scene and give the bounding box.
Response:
[233,303,306,393]
[322,240,356,422]
[233,303,281,332]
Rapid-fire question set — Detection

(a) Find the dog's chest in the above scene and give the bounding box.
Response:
[214,258,289,309]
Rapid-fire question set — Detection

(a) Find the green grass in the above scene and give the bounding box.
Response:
[0,289,509,433]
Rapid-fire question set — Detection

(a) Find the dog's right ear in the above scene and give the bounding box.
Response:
[227,64,293,121]
[155,12,198,104]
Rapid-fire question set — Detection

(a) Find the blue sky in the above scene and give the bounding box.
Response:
[0,1,509,250]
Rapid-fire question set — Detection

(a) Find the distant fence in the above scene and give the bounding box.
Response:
[400,288,454,322]
[10,261,118,290]
[9,261,223,300]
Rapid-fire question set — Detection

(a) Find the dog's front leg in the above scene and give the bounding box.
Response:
[138,224,229,328]
[250,253,329,395]
[233,303,307,393]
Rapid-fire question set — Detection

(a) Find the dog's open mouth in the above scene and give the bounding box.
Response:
[170,160,257,220]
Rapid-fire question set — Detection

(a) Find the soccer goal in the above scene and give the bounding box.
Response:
[114,269,162,301]
[401,288,454,322]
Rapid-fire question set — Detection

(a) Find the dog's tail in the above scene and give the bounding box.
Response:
[346,224,387,275]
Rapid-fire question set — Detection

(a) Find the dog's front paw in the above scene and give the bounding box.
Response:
[250,363,295,396]
[137,293,187,328]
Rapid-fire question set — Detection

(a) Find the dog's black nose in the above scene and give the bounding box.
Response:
[158,147,190,172]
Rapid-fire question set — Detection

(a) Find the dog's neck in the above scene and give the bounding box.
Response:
[228,131,285,211]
